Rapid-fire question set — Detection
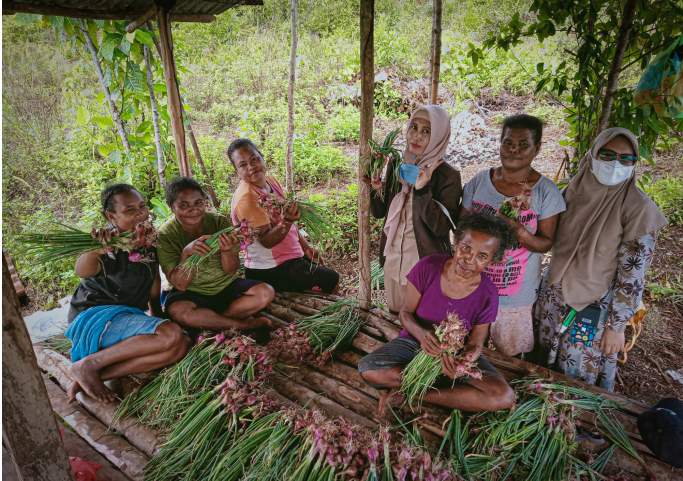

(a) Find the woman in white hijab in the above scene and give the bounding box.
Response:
[534,128,668,391]
[364,105,462,313]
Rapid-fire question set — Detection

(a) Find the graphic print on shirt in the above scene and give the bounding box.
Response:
[471,200,538,297]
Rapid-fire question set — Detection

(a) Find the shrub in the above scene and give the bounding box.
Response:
[640,172,683,224]
[327,106,360,142]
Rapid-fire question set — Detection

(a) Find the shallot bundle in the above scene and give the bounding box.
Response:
[400,312,481,411]
[257,192,335,252]
[179,218,258,274]
[269,303,366,366]
[16,220,158,264]
[113,331,271,431]
[499,182,533,220]
[364,128,403,198]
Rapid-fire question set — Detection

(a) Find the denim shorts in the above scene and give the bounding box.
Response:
[99,311,168,350]
[358,336,501,390]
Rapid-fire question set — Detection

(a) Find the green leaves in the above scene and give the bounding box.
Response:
[109,149,123,165]
[15,13,39,26]
[124,61,145,93]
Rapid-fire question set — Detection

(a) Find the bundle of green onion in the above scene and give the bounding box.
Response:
[257,192,335,254]
[400,312,480,411]
[179,218,257,274]
[15,221,157,264]
[114,333,271,432]
[364,128,403,198]
[439,379,630,481]
[271,301,366,365]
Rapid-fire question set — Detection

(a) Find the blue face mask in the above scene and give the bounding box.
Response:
[399,163,421,185]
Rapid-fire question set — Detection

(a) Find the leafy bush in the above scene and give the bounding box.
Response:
[327,106,360,142]
[640,172,683,224]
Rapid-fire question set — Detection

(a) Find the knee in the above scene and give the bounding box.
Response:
[487,380,516,411]
[167,303,189,323]
[251,283,275,307]
[156,321,184,350]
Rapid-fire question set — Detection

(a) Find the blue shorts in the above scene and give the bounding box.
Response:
[99,311,168,350]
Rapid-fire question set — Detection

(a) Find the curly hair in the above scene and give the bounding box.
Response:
[165,176,204,206]
[501,114,544,145]
[454,211,516,263]
[100,183,139,220]
[227,138,263,169]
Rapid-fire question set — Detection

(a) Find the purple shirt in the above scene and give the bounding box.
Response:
[399,254,499,342]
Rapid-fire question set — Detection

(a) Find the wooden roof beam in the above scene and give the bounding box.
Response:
[2,3,216,23]
[125,6,156,33]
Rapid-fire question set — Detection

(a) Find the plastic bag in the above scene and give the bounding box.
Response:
[69,457,102,481]
[635,35,683,118]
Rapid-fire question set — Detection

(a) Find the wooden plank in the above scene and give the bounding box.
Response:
[125,6,156,33]
[34,347,164,458]
[357,0,374,311]
[60,427,131,481]
[1,257,75,481]
[268,373,377,428]
[44,378,149,481]
[155,5,191,177]
[1,3,215,22]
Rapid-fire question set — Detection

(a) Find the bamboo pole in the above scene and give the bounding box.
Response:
[2,258,75,481]
[143,44,166,189]
[79,19,132,155]
[430,0,442,105]
[155,6,191,177]
[427,1,436,90]
[358,0,374,311]
[284,0,298,194]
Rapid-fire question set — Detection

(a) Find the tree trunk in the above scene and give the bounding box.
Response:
[155,6,191,177]
[430,0,443,105]
[143,45,166,189]
[79,19,132,154]
[284,0,298,195]
[358,0,374,311]
[428,2,436,91]
[2,258,75,481]
[186,124,220,207]
[595,0,638,136]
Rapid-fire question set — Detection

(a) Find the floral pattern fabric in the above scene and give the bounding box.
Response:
[533,231,657,391]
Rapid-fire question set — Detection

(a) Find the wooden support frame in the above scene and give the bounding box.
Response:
[357,0,374,311]
[2,257,75,480]
[430,0,443,105]
[1,3,216,22]
[155,5,191,178]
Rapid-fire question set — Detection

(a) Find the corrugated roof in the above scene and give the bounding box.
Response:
[3,1,264,19]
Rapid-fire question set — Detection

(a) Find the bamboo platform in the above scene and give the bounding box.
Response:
[35,291,681,481]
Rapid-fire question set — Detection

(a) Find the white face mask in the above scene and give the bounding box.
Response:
[591,156,634,186]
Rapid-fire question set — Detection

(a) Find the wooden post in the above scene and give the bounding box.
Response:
[427,2,436,90]
[155,5,191,178]
[187,123,220,207]
[358,0,374,311]
[430,0,443,105]
[1,257,75,481]
[143,44,166,189]
[284,0,298,195]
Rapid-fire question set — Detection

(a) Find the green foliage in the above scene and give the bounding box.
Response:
[469,0,683,166]
[640,170,683,224]
[327,106,360,142]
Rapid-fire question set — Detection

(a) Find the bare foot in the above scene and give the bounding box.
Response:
[378,388,406,420]
[66,380,84,405]
[240,316,272,330]
[69,360,116,403]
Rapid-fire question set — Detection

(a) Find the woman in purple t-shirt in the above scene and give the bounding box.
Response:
[359,212,517,417]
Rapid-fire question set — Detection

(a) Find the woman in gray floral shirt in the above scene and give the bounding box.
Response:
[534,128,668,391]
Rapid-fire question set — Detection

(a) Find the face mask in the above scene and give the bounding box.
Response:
[399,163,421,185]
[591,156,634,186]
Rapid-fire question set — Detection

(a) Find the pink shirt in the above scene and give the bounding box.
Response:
[231,177,304,269]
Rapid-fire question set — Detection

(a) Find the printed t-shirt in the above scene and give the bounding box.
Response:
[157,212,234,295]
[231,176,304,269]
[399,254,499,342]
[462,169,566,308]
[67,247,157,323]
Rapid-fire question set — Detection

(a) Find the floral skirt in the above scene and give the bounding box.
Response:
[533,270,617,392]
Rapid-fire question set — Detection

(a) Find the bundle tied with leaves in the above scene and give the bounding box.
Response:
[440,379,651,481]
[499,182,533,220]
[179,218,258,274]
[400,312,481,411]
[16,220,157,264]
[257,191,335,251]
[269,301,367,366]
[364,128,403,197]
[114,331,271,432]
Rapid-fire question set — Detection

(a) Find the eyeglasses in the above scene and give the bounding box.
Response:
[597,149,638,166]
